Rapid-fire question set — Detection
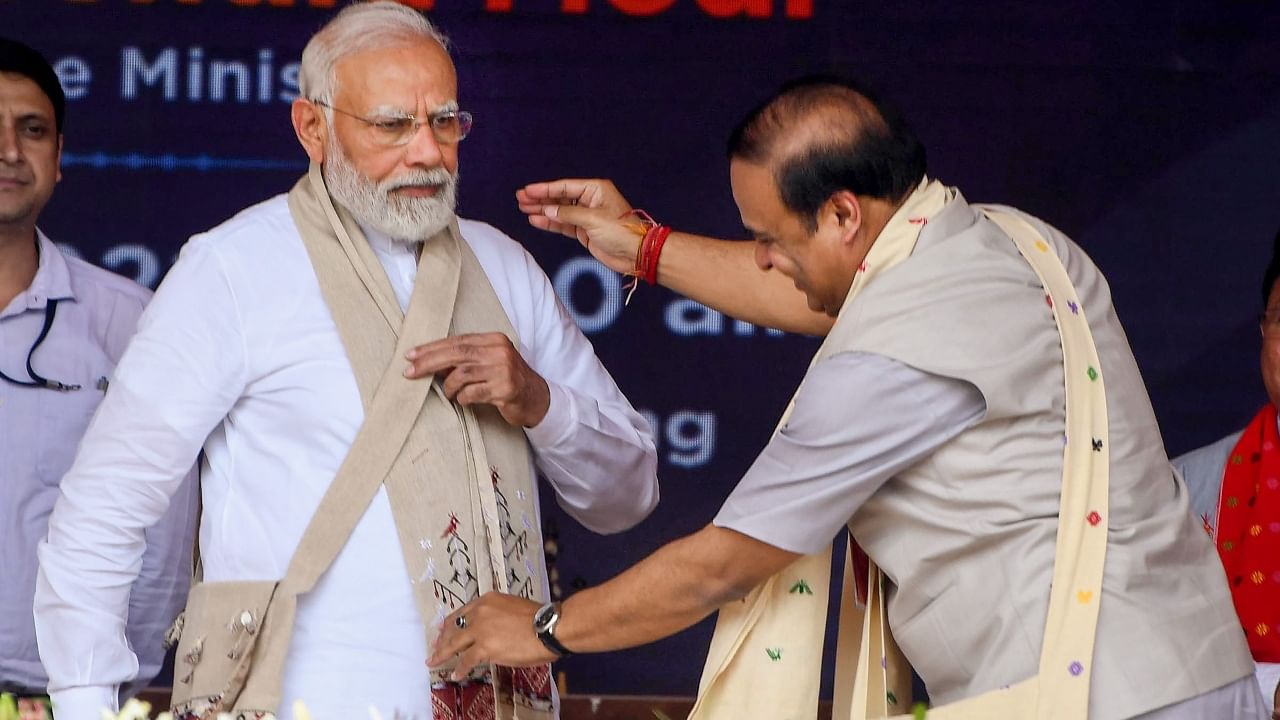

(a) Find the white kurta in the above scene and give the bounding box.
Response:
[35,195,659,720]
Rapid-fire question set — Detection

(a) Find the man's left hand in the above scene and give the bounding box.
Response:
[429,593,557,680]
[405,333,551,427]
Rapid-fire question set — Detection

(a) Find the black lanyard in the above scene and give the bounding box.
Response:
[0,298,81,392]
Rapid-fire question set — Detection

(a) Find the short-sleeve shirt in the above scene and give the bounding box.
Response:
[714,350,986,554]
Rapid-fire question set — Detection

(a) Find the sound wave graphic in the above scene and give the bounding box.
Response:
[61,152,307,172]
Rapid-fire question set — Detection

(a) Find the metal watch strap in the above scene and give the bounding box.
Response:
[534,602,575,657]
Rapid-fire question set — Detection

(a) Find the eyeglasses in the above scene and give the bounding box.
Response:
[311,99,474,147]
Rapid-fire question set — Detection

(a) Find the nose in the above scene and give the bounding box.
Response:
[0,121,20,164]
[753,241,773,271]
[402,123,445,169]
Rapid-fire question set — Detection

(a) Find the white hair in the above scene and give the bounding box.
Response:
[299,0,450,105]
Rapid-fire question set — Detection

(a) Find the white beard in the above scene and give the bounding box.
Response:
[323,132,459,243]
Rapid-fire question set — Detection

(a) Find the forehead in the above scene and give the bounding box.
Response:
[333,40,456,109]
[729,159,788,228]
[0,71,56,119]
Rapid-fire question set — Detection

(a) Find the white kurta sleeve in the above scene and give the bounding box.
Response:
[519,262,659,535]
[715,351,986,555]
[34,238,249,718]
[121,463,199,699]
[458,219,658,536]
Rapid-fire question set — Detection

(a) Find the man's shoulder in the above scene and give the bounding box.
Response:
[189,194,296,253]
[456,217,546,286]
[1173,430,1244,476]
[63,250,152,305]
[457,218,532,261]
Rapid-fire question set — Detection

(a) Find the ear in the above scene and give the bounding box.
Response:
[825,189,863,246]
[291,98,327,165]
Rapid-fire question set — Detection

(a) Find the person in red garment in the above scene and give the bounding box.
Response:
[1174,227,1280,719]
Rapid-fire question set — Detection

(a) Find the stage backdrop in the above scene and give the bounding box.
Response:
[5,0,1280,698]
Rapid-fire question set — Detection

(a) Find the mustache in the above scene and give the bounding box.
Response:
[383,169,454,193]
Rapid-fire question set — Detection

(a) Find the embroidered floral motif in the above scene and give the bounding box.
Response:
[1068,661,1084,676]
[1087,511,1102,526]
[765,648,783,661]
[433,512,476,609]
[788,579,814,595]
[491,468,534,600]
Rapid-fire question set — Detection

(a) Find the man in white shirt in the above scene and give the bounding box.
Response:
[0,37,196,715]
[33,4,658,719]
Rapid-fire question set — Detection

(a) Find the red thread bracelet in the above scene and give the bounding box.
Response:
[641,224,672,286]
[618,209,672,303]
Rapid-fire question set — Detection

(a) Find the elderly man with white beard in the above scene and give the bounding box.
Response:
[33,3,659,720]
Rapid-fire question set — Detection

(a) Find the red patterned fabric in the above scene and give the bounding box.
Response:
[431,679,499,720]
[511,665,553,700]
[1217,404,1280,662]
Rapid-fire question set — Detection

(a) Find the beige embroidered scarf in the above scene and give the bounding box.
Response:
[689,179,1110,719]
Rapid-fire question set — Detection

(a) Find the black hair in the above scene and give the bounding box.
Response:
[0,37,65,133]
[727,75,926,231]
[1263,227,1280,309]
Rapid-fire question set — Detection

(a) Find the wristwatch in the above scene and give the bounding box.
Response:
[532,602,575,657]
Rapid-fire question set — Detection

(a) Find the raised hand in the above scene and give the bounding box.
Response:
[516,178,641,275]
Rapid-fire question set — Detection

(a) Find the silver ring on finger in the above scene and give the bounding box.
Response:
[455,614,468,630]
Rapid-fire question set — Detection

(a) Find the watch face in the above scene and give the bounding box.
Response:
[533,603,556,633]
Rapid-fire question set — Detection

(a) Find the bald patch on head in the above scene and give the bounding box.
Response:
[738,85,888,171]
[726,76,927,230]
